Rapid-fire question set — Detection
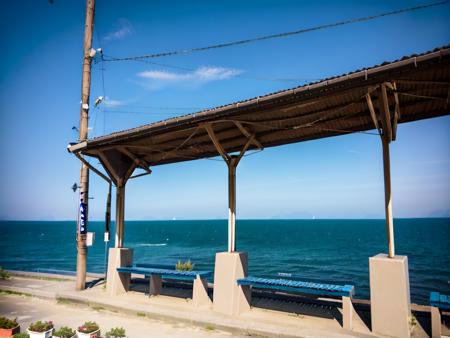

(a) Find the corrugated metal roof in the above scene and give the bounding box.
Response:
[69,45,450,181]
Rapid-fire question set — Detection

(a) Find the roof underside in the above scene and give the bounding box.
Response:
[71,46,450,183]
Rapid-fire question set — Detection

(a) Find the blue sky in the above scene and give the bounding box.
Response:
[0,0,449,220]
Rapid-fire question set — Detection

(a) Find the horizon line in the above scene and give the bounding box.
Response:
[1,217,449,222]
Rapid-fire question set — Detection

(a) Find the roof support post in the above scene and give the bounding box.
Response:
[227,157,238,253]
[381,137,395,258]
[203,123,254,253]
[379,83,395,258]
[115,180,125,248]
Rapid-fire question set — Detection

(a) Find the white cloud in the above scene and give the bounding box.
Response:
[103,97,125,108]
[104,18,133,41]
[137,66,242,89]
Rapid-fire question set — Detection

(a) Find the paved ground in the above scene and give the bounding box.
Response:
[0,293,239,338]
[0,272,444,338]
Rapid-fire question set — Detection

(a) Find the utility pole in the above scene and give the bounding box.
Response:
[76,0,95,291]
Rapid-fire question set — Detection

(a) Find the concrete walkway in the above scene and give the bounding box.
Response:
[0,293,237,338]
[0,272,435,338]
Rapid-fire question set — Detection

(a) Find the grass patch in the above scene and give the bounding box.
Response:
[7,273,68,282]
[136,312,146,317]
[56,297,74,305]
[91,305,105,311]
[0,289,32,297]
[205,325,215,331]
[0,267,10,280]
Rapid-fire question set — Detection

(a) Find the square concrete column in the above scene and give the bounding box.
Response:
[369,254,411,338]
[106,247,133,296]
[213,251,251,315]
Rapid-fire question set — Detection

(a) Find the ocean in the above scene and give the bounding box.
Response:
[0,219,448,305]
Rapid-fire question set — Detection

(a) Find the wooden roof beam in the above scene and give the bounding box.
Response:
[365,92,382,136]
[97,150,120,184]
[380,83,393,143]
[233,121,263,149]
[118,146,152,174]
[203,123,231,163]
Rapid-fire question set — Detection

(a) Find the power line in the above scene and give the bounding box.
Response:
[103,0,449,62]
[103,54,321,83]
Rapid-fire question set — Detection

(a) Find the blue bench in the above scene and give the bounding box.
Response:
[116,265,213,307]
[430,292,450,310]
[237,276,354,298]
[117,266,212,281]
[237,276,355,330]
[430,292,450,338]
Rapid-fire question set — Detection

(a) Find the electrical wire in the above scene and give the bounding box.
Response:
[103,0,449,62]
[116,57,321,84]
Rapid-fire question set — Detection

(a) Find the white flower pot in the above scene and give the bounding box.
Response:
[76,329,100,338]
[27,328,54,338]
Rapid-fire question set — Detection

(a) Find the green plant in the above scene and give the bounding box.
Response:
[205,325,215,331]
[0,267,10,280]
[53,326,75,338]
[175,259,194,271]
[0,316,18,329]
[410,314,417,328]
[136,312,145,317]
[13,333,29,338]
[105,327,126,337]
[77,321,99,334]
[28,320,54,332]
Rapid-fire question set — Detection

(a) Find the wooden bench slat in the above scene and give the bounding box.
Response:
[237,276,354,298]
[430,292,450,310]
[117,266,212,280]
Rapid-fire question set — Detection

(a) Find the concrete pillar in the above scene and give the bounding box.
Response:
[192,275,212,308]
[149,275,162,296]
[369,254,411,338]
[431,306,441,338]
[106,247,133,296]
[213,251,251,315]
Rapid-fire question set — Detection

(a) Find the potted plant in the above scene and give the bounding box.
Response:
[52,327,75,338]
[0,317,20,336]
[13,334,29,338]
[27,321,53,338]
[105,327,126,338]
[76,322,100,338]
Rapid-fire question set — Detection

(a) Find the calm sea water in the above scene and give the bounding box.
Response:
[0,219,448,305]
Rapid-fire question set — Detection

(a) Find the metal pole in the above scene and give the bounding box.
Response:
[76,0,95,291]
[228,157,238,252]
[382,137,395,258]
[104,183,111,277]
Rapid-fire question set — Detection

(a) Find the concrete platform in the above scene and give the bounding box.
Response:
[0,272,444,338]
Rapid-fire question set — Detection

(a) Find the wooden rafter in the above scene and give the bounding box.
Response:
[203,123,230,163]
[392,82,400,141]
[233,121,263,149]
[365,92,382,136]
[97,150,120,183]
[380,83,393,143]
[118,146,152,174]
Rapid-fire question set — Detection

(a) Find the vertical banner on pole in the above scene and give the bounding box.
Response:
[79,200,88,235]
